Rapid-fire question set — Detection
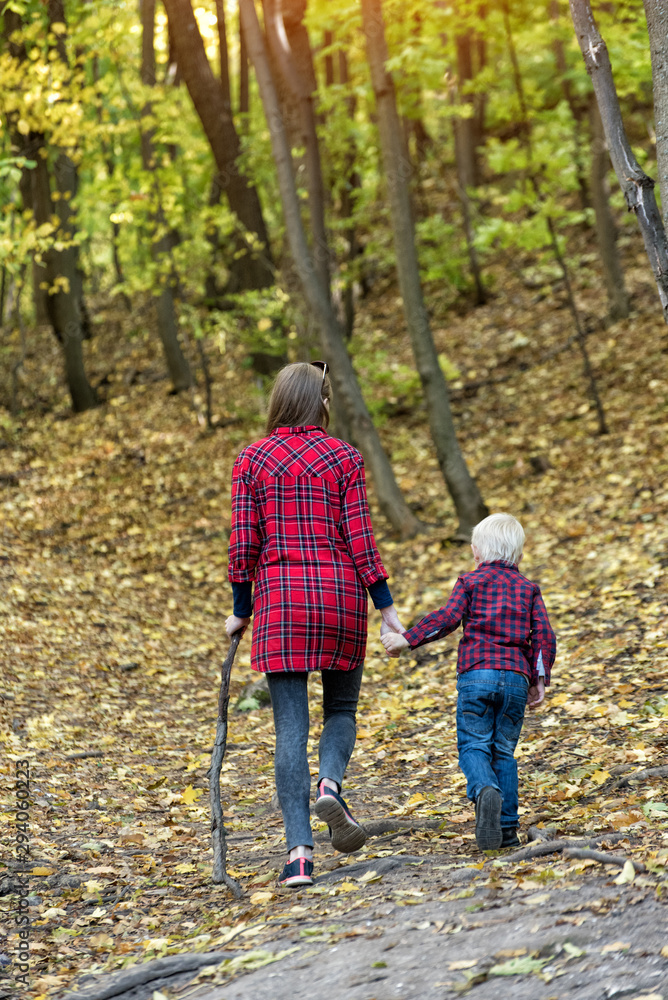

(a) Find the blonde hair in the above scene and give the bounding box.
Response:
[471,513,525,566]
[266,362,332,434]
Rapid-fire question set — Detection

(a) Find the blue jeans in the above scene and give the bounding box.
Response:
[266,666,363,852]
[456,669,529,829]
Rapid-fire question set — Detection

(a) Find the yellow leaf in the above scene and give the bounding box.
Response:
[338,881,359,891]
[31,866,54,876]
[174,862,196,874]
[660,945,668,958]
[250,890,275,904]
[257,317,272,332]
[600,941,630,953]
[591,769,610,784]
[613,861,636,885]
[181,784,203,805]
[448,959,478,970]
[358,870,383,883]
[18,119,30,136]
[407,792,425,806]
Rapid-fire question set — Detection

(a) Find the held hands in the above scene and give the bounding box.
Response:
[225,615,250,638]
[527,678,545,710]
[381,632,409,657]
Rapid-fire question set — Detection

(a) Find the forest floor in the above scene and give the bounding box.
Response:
[1,237,668,1000]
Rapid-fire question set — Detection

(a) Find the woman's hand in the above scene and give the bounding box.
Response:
[381,632,409,657]
[225,615,250,637]
[379,604,405,634]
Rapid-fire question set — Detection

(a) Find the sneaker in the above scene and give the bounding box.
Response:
[474,786,502,851]
[278,857,313,887]
[501,827,521,849]
[315,783,366,853]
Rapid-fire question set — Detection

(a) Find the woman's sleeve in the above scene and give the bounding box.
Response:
[228,457,261,583]
[339,458,388,587]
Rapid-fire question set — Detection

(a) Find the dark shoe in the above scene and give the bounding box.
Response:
[278,857,313,887]
[501,827,521,849]
[474,786,502,851]
[315,784,366,853]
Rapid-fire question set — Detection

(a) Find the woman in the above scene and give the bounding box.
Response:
[226,362,404,887]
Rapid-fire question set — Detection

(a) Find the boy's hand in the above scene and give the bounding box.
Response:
[381,632,409,657]
[527,678,545,710]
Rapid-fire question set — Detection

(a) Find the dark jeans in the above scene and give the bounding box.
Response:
[456,668,529,829]
[266,666,363,852]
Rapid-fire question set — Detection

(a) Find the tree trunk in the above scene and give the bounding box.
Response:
[338,48,363,339]
[32,150,98,412]
[569,0,668,322]
[140,0,193,392]
[6,5,97,412]
[239,0,420,539]
[454,32,478,191]
[589,97,630,320]
[239,12,249,117]
[162,0,273,292]
[642,0,668,229]
[263,0,330,295]
[361,0,488,538]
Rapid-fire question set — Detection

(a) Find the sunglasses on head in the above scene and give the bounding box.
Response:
[311,360,329,384]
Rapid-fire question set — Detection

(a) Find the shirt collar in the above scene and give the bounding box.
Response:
[477,560,519,571]
[271,425,326,436]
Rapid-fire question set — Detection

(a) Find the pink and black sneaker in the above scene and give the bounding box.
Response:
[315,784,366,853]
[278,857,314,887]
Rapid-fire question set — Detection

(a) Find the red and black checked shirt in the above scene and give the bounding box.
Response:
[228,426,387,673]
[403,561,556,686]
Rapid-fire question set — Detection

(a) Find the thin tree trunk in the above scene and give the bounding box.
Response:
[162,0,273,292]
[338,48,362,339]
[361,0,488,539]
[550,0,590,211]
[7,4,97,412]
[263,0,330,295]
[140,0,192,392]
[642,0,668,230]
[33,151,98,411]
[504,1,608,433]
[239,12,249,118]
[239,0,420,539]
[569,0,668,322]
[589,98,630,320]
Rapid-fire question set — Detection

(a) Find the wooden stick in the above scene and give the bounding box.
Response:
[209,630,243,894]
[563,848,646,872]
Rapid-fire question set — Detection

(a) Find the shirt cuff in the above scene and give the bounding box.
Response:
[367,578,393,610]
[536,651,545,678]
[232,581,253,618]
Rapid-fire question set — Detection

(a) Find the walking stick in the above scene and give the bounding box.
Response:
[209,629,243,894]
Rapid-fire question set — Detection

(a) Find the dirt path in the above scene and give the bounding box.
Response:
[61,850,668,1000]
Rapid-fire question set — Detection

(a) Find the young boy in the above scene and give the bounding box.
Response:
[381,513,556,851]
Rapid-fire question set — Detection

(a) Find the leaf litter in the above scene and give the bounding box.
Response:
[1,259,668,998]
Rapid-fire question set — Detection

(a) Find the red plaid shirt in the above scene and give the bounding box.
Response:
[228,426,387,673]
[403,562,556,686]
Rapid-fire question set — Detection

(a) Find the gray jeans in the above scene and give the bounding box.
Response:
[266,666,363,851]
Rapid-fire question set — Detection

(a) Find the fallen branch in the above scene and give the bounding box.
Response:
[504,832,627,863]
[65,751,104,760]
[364,818,441,837]
[208,630,243,895]
[61,951,236,1000]
[611,765,668,790]
[563,848,646,872]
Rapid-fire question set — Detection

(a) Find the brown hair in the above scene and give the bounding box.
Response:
[266,363,332,434]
